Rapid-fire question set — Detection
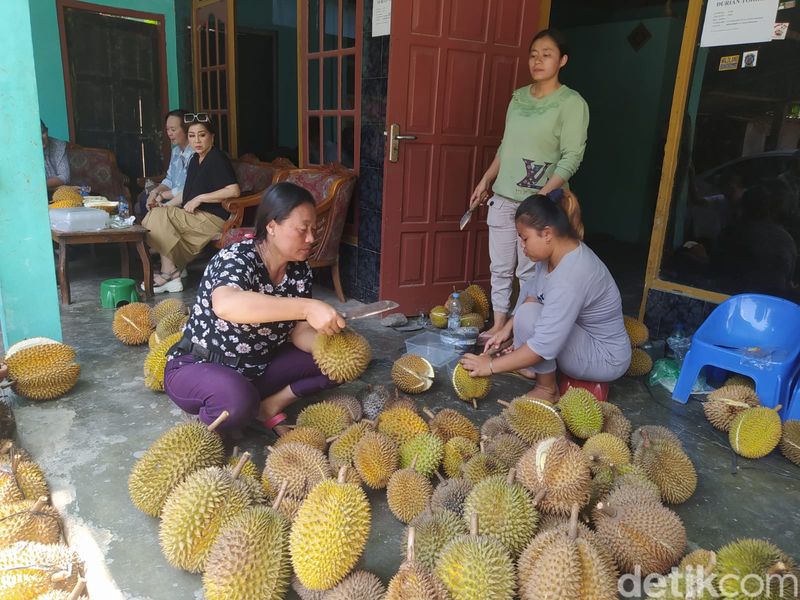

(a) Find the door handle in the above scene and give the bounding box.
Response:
[385,123,416,163]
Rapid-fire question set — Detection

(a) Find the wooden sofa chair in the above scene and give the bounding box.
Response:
[66,142,131,201]
[221,163,357,302]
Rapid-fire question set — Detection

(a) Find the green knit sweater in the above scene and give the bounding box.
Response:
[494,84,589,201]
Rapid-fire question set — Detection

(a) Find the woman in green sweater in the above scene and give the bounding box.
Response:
[470,29,589,340]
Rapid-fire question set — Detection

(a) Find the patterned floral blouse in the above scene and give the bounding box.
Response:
[170,238,312,377]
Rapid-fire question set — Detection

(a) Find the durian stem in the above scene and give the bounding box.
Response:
[595,502,617,518]
[469,513,479,536]
[67,578,86,600]
[479,441,485,453]
[407,526,416,562]
[231,452,251,479]
[207,411,230,432]
[326,435,340,444]
[0,441,11,455]
[774,405,783,413]
[568,503,580,540]
[266,445,275,453]
[232,446,240,458]
[768,561,789,576]
[713,398,753,408]
[410,455,418,471]
[497,400,511,408]
[51,571,70,583]
[640,429,651,449]
[434,471,445,483]
[532,489,546,507]
[422,408,435,420]
[506,468,517,485]
[31,496,48,513]
[471,399,477,409]
[337,465,349,483]
[272,480,289,511]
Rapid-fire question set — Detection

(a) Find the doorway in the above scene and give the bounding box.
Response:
[236,29,278,158]
[59,1,168,183]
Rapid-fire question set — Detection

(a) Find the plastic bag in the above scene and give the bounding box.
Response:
[649,358,713,394]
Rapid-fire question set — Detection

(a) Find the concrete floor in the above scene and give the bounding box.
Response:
[4,250,800,599]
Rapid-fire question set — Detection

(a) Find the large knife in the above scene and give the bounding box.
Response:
[459,190,490,231]
[341,300,399,321]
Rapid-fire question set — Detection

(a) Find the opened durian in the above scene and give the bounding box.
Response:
[392,355,434,394]
[429,306,448,329]
[312,329,372,383]
[452,363,491,408]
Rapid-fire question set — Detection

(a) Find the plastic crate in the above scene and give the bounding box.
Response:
[404,331,460,367]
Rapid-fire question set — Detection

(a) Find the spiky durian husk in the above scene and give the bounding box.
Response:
[151,298,187,327]
[485,433,528,471]
[715,538,798,599]
[781,420,800,466]
[159,466,259,572]
[405,510,468,571]
[5,341,80,401]
[626,348,654,377]
[558,387,603,439]
[399,433,443,477]
[632,426,683,453]
[329,421,373,470]
[703,385,761,431]
[582,432,632,473]
[516,437,592,516]
[435,532,516,600]
[326,392,363,421]
[378,406,429,445]
[290,476,371,590]
[155,311,188,340]
[459,313,485,329]
[128,420,225,516]
[296,401,352,438]
[633,436,697,504]
[226,450,260,483]
[11,362,80,401]
[274,426,328,453]
[442,436,479,479]
[725,374,755,389]
[0,499,61,546]
[430,477,473,518]
[465,284,490,319]
[353,431,399,489]
[0,459,50,504]
[461,452,506,484]
[386,560,450,600]
[451,363,491,405]
[326,570,386,600]
[392,355,435,394]
[5,343,75,378]
[112,302,153,345]
[0,542,82,598]
[429,305,449,329]
[599,402,632,445]
[729,407,782,459]
[51,186,83,205]
[387,467,433,524]
[144,331,182,391]
[623,315,649,347]
[311,329,372,383]
[480,414,512,440]
[263,442,331,500]
[360,385,392,420]
[427,408,479,444]
[501,396,566,445]
[292,575,326,600]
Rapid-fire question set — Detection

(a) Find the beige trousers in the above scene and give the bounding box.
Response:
[487,194,536,314]
[143,206,225,270]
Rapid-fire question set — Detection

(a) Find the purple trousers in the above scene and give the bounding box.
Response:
[163,343,337,430]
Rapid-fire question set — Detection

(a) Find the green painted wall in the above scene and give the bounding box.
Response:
[0,0,62,346]
[558,17,684,243]
[28,0,180,140]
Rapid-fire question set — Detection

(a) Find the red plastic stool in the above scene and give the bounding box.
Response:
[558,374,609,402]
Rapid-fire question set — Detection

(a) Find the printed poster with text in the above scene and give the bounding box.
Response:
[700,0,780,47]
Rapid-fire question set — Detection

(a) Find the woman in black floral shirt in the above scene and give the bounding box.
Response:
[164,182,346,433]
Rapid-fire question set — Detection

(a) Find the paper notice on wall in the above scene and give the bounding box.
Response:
[372,0,391,37]
[700,0,780,47]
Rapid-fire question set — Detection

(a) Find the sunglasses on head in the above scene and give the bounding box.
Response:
[183,112,210,124]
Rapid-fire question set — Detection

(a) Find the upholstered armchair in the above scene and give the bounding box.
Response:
[67,142,131,201]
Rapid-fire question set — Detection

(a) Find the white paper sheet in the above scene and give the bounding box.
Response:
[700,0,780,47]
[372,0,391,37]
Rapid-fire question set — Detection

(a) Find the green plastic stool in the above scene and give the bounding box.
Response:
[100,278,140,308]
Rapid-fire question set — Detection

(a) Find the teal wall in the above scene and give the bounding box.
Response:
[237,0,298,149]
[28,0,180,140]
[558,17,684,243]
[0,0,62,346]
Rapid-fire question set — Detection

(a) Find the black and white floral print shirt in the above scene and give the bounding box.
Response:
[170,238,312,378]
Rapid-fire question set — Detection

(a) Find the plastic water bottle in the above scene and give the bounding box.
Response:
[117,195,129,219]
[447,293,462,331]
[667,324,691,367]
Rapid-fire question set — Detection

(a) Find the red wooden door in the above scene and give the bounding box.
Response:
[379,0,545,314]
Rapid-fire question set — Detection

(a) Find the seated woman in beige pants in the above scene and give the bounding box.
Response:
[143,113,240,293]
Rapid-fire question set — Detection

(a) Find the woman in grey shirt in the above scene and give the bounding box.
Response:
[41,120,70,190]
[460,190,631,402]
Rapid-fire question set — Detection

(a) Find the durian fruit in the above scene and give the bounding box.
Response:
[129,413,227,516]
[326,392,363,421]
[292,575,326,600]
[461,451,506,484]
[405,509,468,571]
[602,481,662,509]
[311,329,372,383]
[780,420,800,466]
[623,315,649,347]
[459,313,484,329]
[263,442,332,500]
[0,542,82,598]
[112,302,153,345]
[703,384,761,431]
[4,341,80,401]
[387,457,433,524]
[296,401,353,438]
[558,387,603,439]
[626,347,654,376]
[277,496,303,524]
[386,526,450,600]
[424,408,479,444]
[399,432,444,477]
[729,405,783,459]
[148,331,161,349]
[0,452,50,504]
[360,385,392,420]
[160,454,262,572]
[429,306,448,329]
[599,402,632,445]
[377,405,429,445]
[451,364,491,408]
[385,391,419,414]
[646,549,718,600]
[592,464,661,508]
[442,436,479,478]
[516,437,592,516]
[715,538,798,599]
[481,414,512,440]
[155,312,188,340]
[465,284,490,320]
[392,355,435,394]
[447,291,474,314]
[274,426,328,453]
[593,497,687,574]
[726,373,755,389]
[34,578,88,600]
[484,433,528,471]
[353,431,399,489]
[329,421,373,470]
[0,496,61,546]
[325,570,386,600]
[462,469,538,557]
[290,467,371,591]
[151,298,187,326]
[498,396,565,445]
[143,331,182,391]
[202,481,292,600]
[518,503,619,600]
[49,186,84,208]
[435,513,516,600]
[430,476,473,517]
[582,432,632,473]
[633,430,697,504]
[632,425,683,453]
[227,447,260,482]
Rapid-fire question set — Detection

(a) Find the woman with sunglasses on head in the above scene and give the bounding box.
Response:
[143,113,240,293]
[164,182,345,435]
[459,191,630,403]
[469,29,589,343]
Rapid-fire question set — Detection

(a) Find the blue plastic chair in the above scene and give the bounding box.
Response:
[671,294,800,415]
[786,374,800,421]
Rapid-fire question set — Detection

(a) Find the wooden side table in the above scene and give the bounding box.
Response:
[51,224,153,304]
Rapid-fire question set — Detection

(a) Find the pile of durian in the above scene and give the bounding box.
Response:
[49,186,84,209]
[428,284,491,330]
[0,440,87,598]
[624,315,654,377]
